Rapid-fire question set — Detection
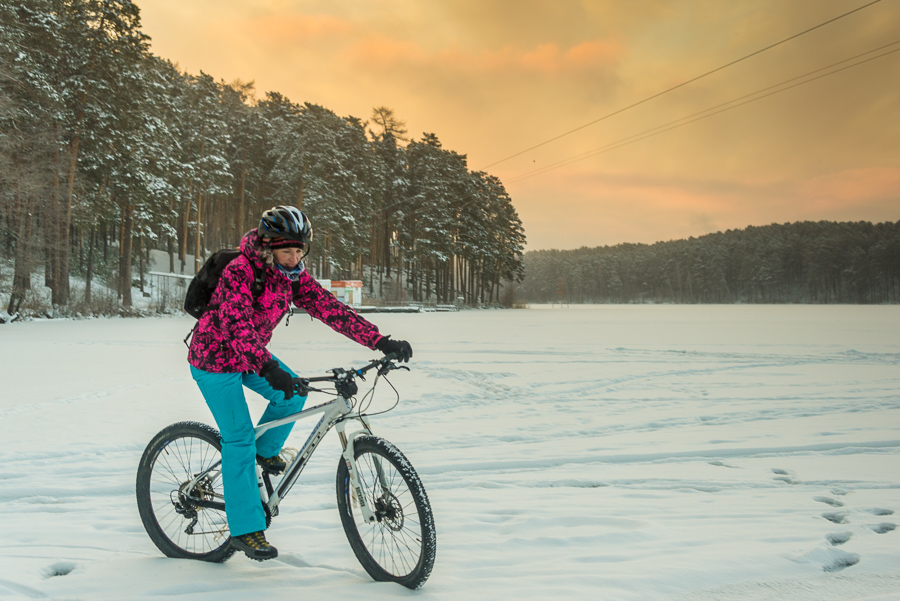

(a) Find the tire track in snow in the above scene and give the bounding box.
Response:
[414,439,900,481]
[0,377,188,417]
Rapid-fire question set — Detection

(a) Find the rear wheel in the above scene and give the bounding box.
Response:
[136,421,235,562]
[336,436,436,589]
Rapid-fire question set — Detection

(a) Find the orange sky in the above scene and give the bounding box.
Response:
[138,0,900,250]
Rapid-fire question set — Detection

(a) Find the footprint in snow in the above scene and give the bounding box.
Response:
[866,507,894,516]
[822,511,850,524]
[826,532,852,546]
[774,476,800,484]
[814,496,844,508]
[771,468,800,485]
[43,561,77,578]
[803,546,860,573]
[869,523,896,534]
[822,551,860,573]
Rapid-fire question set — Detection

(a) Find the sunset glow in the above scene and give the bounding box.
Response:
[140,0,900,249]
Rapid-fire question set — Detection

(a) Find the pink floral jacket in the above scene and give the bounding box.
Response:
[188,230,382,373]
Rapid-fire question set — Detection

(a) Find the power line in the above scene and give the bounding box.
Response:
[505,41,900,184]
[480,0,885,171]
[352,2,891,228]
[325,2,890,226]
[320,39,896,252]
[507,44,900,183]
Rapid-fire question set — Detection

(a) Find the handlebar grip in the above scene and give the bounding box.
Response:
[292,378,310,396]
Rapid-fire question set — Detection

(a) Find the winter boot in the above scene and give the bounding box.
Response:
[232,530,278,560]
[257,454,286,475]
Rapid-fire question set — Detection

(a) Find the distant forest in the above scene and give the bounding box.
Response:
[515,221,900,304]
[0,1,525,315]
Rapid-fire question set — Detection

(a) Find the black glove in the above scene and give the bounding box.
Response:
[259,360,293,400]
[375,336,413,362]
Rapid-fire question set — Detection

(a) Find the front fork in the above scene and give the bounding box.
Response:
[336,417,388,525]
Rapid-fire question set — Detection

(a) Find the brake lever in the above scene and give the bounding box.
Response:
[378,360,410,376]
[292,378,310,396]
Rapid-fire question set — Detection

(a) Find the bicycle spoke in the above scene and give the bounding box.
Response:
[137,423,234,562]
[337,436,435,588]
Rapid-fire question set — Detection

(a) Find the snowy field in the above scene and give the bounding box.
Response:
[1,305,898,601]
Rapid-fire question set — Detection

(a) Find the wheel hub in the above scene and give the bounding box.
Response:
[173,476,216,534]
[374,492,404,531]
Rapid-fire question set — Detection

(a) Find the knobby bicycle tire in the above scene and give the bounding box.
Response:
[336,435,436,589]
[135,421,236,562]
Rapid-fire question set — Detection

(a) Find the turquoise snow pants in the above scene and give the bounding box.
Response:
[190,356,307,537]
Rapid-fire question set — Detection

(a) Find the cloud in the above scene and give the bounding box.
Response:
[799,168,900,209]
[344,35,426,65]
[342,35,623,76]
[199,13,353,56]
[246,13,352,41]
[565,39,623,68]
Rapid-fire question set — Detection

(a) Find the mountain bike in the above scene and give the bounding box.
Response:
[135,354,436,590]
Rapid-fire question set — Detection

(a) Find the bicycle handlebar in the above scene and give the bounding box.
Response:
[290,354,407,396]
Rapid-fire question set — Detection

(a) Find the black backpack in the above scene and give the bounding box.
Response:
[183,249,266,318]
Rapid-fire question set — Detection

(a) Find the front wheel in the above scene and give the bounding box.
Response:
[336,436,436,589]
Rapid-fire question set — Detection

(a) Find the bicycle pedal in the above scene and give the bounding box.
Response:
[280,447,298,470]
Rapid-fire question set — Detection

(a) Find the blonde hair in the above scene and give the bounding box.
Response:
[257,246,276,266]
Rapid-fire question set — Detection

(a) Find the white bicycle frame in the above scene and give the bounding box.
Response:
[183,368,389,526]
[254,393,382,524]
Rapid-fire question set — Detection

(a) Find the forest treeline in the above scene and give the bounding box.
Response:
[515,221,900,304]
[0,0,526,315]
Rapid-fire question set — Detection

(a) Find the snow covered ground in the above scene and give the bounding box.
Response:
[1,305,898,600]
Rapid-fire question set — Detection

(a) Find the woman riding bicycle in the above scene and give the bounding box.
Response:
[187,205,412,561]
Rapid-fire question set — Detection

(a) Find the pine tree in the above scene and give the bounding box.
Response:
[51,0,149,306]
[181,72,232,272]
[0,0,65,313]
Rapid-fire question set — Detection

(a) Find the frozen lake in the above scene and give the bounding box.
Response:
[1,305,898,600]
